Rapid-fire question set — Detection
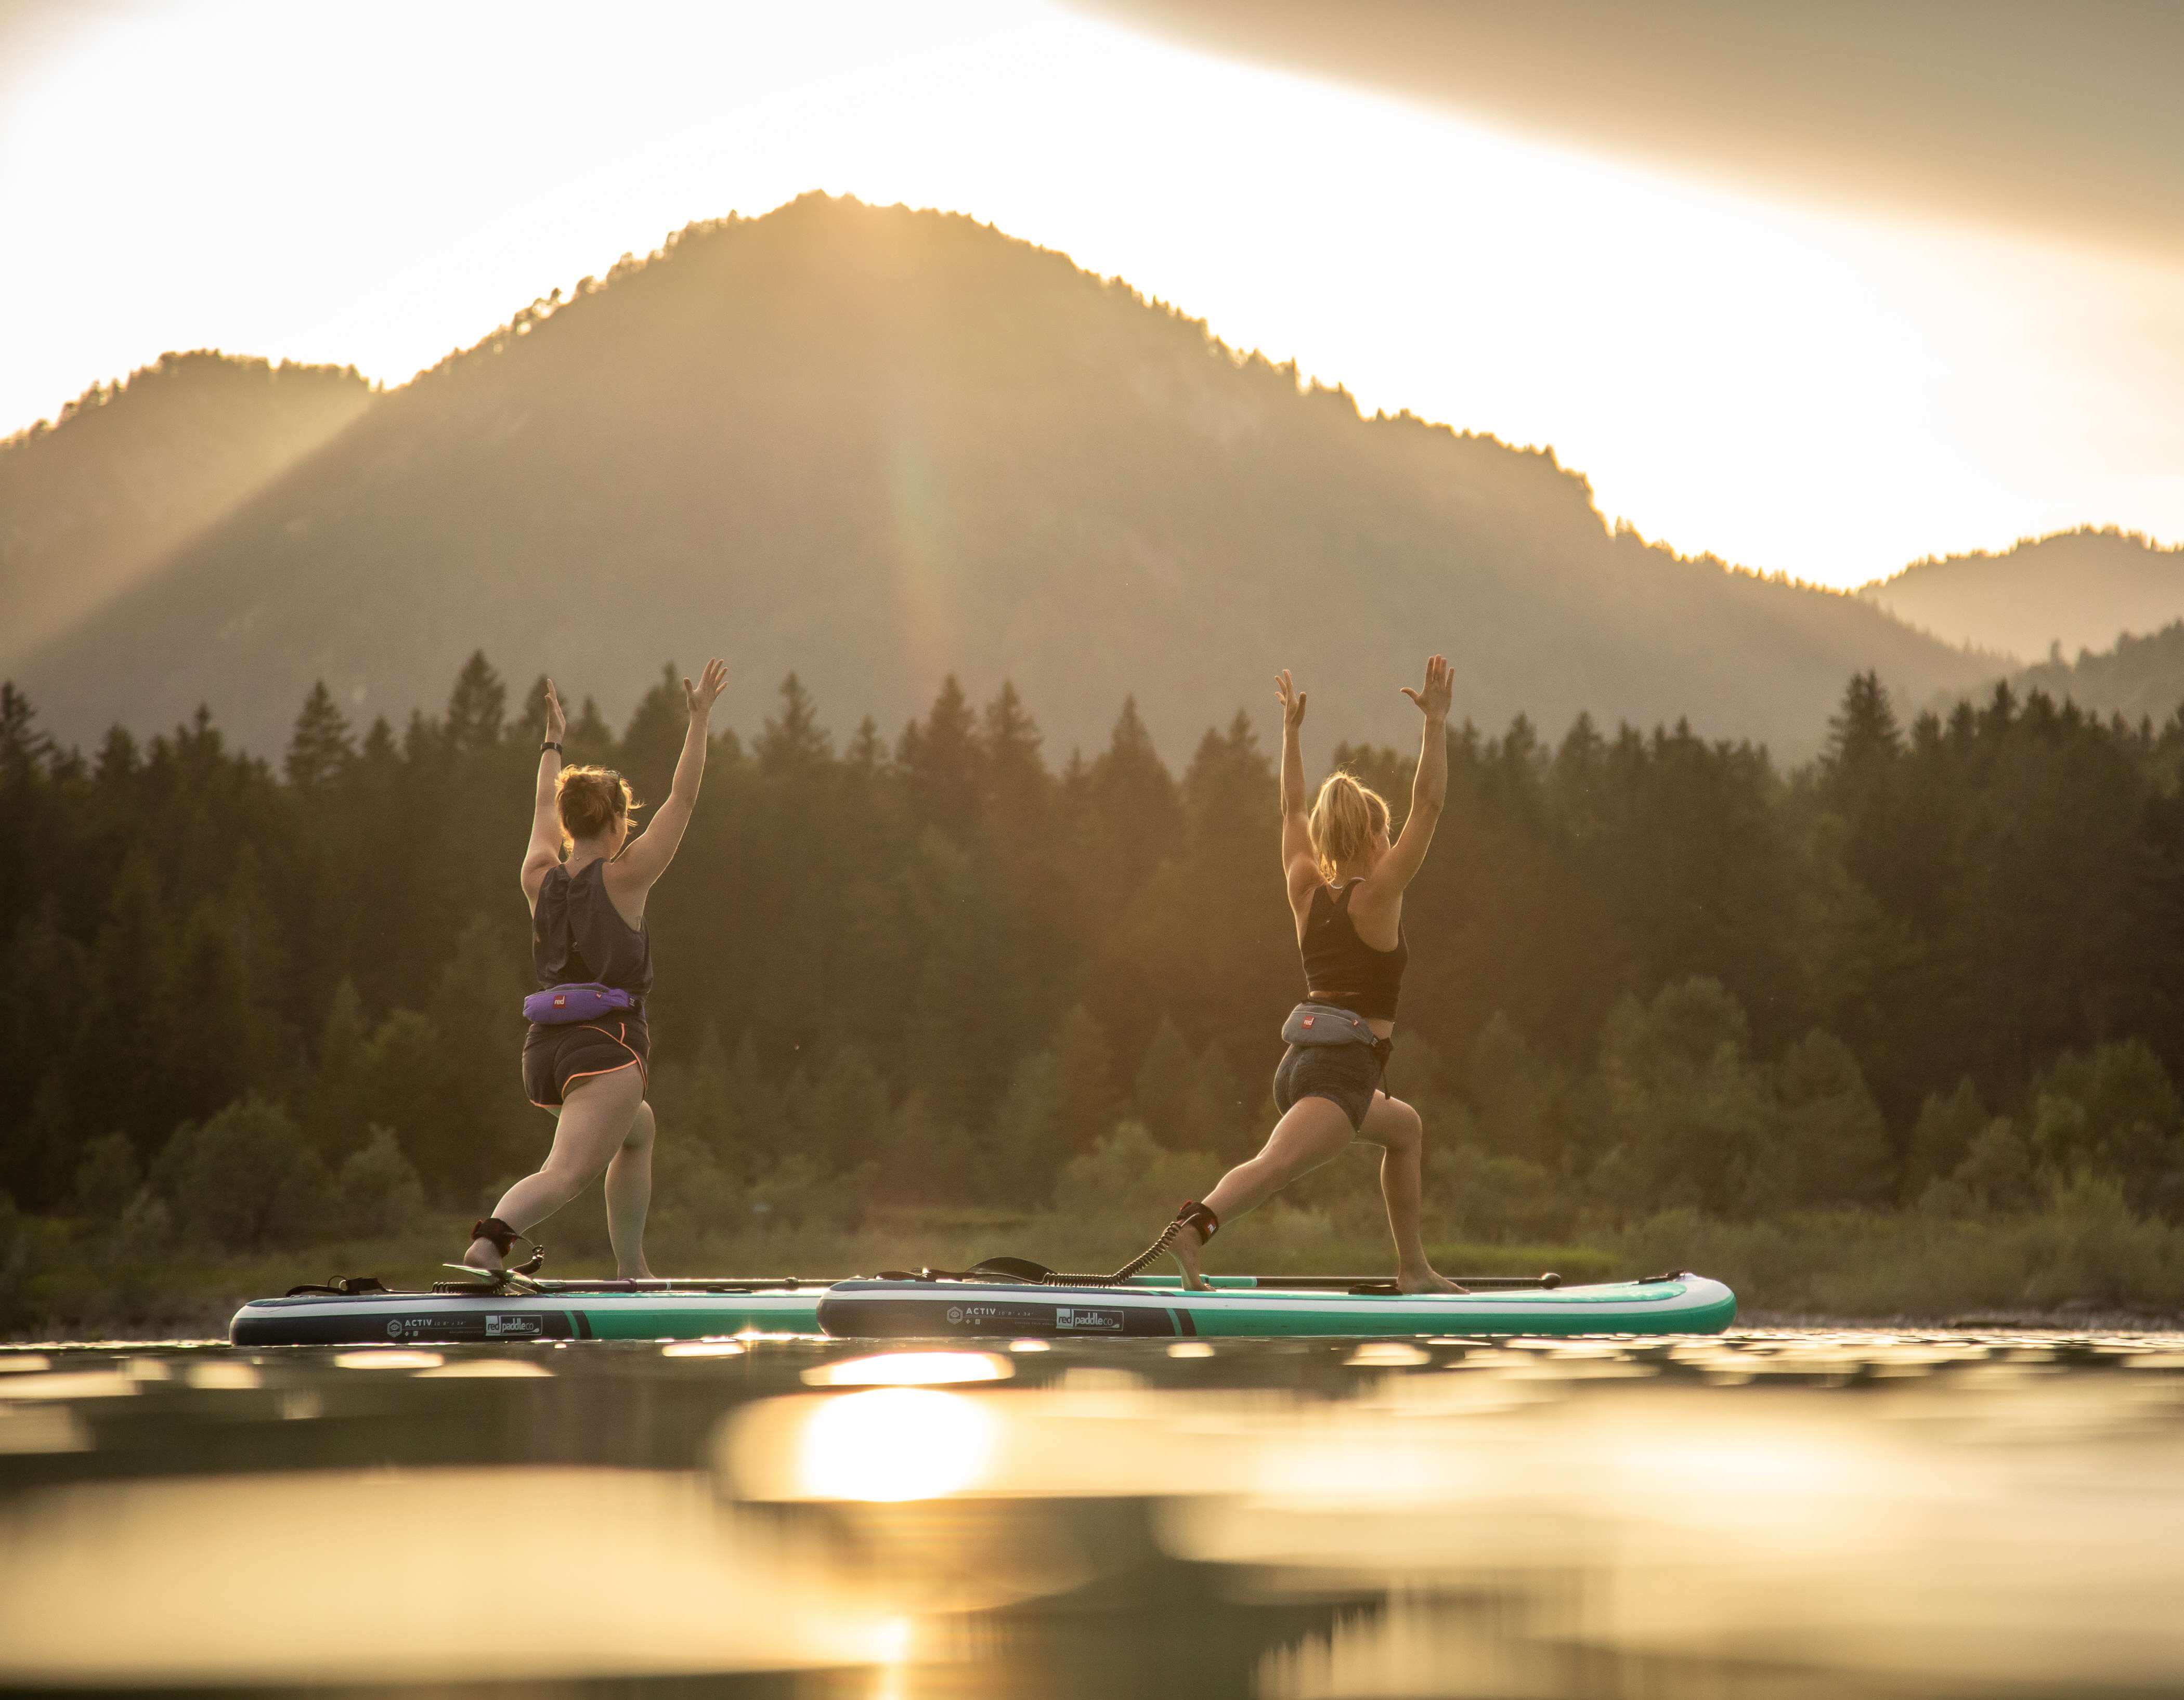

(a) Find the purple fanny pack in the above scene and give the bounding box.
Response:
[523,982,638,1025]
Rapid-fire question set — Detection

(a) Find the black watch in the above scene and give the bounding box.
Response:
[541,740,562,755]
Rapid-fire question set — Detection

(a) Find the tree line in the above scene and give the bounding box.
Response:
[5,656,2184,1257]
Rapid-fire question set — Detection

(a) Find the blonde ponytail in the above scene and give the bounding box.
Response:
[1309,772,1390,880]
[555,765,641,853]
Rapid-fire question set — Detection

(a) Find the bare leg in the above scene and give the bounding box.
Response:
[464,1065,645,1270]
[604,1099,656,1279]
[1358,1091,1461,1292]
[1169,1096,1355,1290]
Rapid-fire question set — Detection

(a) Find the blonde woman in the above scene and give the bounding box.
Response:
[459,659,727,1279]
[1164,657,1461,1292]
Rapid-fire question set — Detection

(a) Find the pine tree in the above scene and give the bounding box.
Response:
[444,651,506,752]
[303,979,374,1158]
[0,683,54,783]
[758,674,831,774]
[1055,1004,1118,1151]
[846,715,887,773]
[286,682,354,789]
[900,675,983,836]
[1133,1015,1195,1145]
[1822,672,1902,795]
[618,663,687,802]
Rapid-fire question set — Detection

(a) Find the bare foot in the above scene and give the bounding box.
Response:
[1398,1267,1468,1294]
[618,1265,654,1282]
[1167,1221,1212,1291]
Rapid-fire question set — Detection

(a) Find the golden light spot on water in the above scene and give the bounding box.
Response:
[414,1360,553,1379]
[803,1352,1012,1389]
[797,1389,998,1501]
[123,1358,172,1383]
[661,1340,746,1358]
[0,1355,53,1374]
[1007,1339,1050,1353]
[0,1407,90,1455]
[1167,1342,1215,1359]
[0,1467,900,1682]
[0,1371,138,1402]
[1346,1342,1429,1368]
[331,1351,443,1370]
[185,1363,262,1390]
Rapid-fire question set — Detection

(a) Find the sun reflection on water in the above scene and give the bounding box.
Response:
[7,1332,2184,1694]
[797,1388,999,1502]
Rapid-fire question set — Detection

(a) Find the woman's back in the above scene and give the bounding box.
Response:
[531,858,653,998]
[1299,878,1407,1020]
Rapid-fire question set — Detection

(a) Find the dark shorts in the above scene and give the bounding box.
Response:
[1272,1041,1386,1133]
[523,1013,649,1109]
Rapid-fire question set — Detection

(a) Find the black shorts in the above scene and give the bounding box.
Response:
[523,1012,649,1109]
[1272,1041,1386,1132]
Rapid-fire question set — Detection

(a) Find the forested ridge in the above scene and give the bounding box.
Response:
[1864,526,2184,663]
[0,352,372,672]
[9,193,1993,762]
[7,653,2184,1309]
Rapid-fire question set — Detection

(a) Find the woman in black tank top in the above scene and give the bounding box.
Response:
[1162,657,1463,1293]
[458,660,727,1278]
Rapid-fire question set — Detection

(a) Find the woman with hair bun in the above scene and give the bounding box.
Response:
[1160,656,1462,1292]
[459,659,728,1278]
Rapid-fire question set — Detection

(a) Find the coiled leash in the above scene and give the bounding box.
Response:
[901,1200,1220,1287]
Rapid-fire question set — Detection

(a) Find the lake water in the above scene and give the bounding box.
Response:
[4,1329,2183,1697]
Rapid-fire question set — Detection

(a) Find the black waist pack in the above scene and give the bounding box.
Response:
[1281,1001,1380,1049]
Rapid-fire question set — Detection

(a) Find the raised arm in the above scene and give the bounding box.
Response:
[1276,669,1319,910]
[1371,654,1452,894]
[609,658,727,896]
[519,678,569,907]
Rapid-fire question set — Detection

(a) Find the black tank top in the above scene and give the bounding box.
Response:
[532,859,653,1000]
[1299,879,1407,1021]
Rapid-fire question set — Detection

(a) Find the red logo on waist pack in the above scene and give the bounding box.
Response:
[1302,1015,1315,1028]
[552,994,568,1009]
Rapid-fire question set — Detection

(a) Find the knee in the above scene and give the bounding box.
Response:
[1382,1097,1424,1152]
[627,1101,656,1149]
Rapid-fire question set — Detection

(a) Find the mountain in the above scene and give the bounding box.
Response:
[0,352,372,673]
[1993,619,2184,728]
[8,193,1995,761]
[1860,527,2184,664]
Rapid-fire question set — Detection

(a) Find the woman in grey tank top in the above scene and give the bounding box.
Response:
[459,659,727,1278]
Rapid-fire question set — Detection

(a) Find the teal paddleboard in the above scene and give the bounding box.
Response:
[232,1272,1735,1345]
[817,1273,1736,1339]
[229,1279,826,1346]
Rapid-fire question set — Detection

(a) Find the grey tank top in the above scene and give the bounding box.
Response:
[531,859,653,999]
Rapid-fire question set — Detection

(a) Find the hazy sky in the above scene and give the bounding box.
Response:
[3,0,2179,590]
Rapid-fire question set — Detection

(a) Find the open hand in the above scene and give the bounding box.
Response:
[542,677,567,745]
[1401,654,1452,722]
[684,657,728,720]
[1275,668,1307,731]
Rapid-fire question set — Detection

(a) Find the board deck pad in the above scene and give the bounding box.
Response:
[816,1274,1736,1339]
[232,1273,1734,1346]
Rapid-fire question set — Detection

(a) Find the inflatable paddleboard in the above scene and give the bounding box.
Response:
[228,1278,826,1346]
[817,1272,1736,1339]
[231,1271,1735,1345]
